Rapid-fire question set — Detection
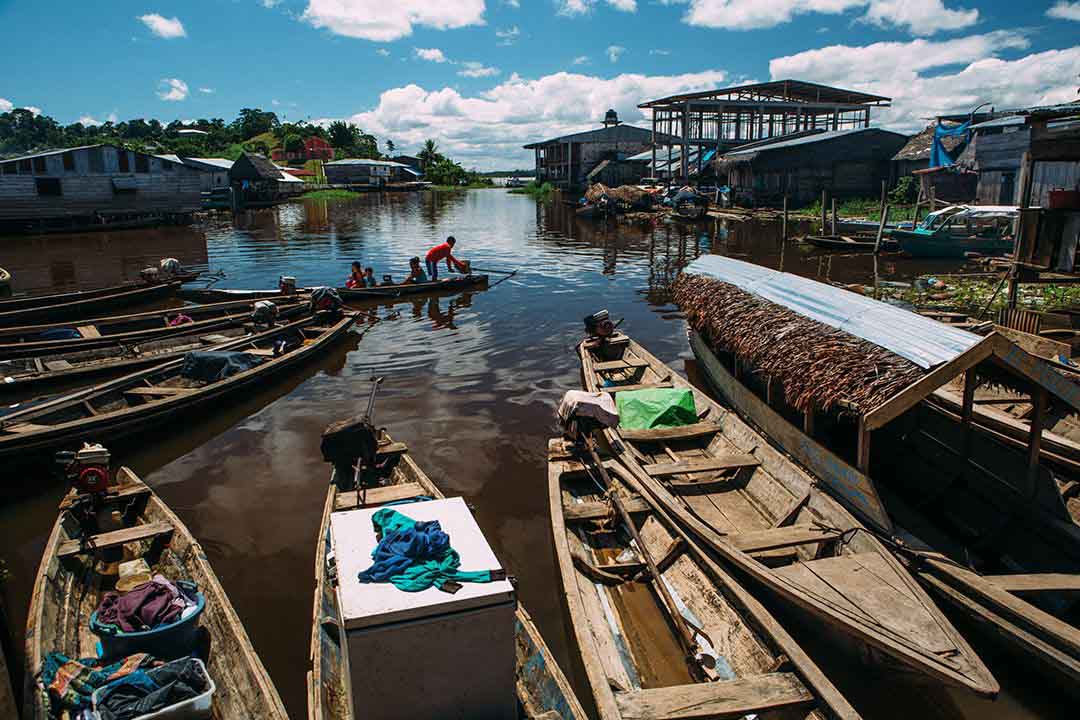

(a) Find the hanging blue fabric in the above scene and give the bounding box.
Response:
[929,120,972,169]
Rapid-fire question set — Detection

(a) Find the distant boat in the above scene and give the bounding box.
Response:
[887,205,1019,258]
[179,274,489,303]
[0,281,184,327]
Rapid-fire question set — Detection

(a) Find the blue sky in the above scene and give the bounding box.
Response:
[1,0,1078,169]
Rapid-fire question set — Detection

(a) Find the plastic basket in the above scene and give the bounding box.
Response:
[92,656,214,720]
[90,589,205,661]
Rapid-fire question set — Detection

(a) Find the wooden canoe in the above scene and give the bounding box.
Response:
[0,312,357,464]
[549,438,860,720]
[686,328,1080,697]
[579,331,998,697]
[180,274,489,304]
[309,429,587,720]
[0,274,197,313]
[0,296,308,359]
[0,282,181,327]
[23,467,287,719]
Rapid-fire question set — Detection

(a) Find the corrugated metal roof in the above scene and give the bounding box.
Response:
[723,128,873,158]
[324,158,413,167]
[184,157,233,170]
[523,124,677,149]
[970,116,1024,130]
[682,255,981,369]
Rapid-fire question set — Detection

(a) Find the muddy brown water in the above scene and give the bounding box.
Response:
[0,190,1070,718]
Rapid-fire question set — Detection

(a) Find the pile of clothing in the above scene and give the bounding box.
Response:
[39,652,157,716]
[95,657,210,720]
[95,576,199,634]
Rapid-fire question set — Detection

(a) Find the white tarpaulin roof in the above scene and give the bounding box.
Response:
[683,255,982,369]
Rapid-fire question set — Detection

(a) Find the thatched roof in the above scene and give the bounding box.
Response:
[892,123,965,162]
[230,152,282,182]
[675,273,927,414]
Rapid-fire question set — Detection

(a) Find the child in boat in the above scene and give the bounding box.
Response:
[406,257,428,284]
[345,261,364,289]
[363,267,377,288]
[424,236,467,280]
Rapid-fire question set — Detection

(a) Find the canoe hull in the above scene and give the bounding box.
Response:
[181,274,489,304]
[0,282,181,327]
[888,229,1013,258]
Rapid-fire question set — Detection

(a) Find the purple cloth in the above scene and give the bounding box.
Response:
[97,581,182,633]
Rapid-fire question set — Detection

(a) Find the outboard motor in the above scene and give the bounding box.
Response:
[320,377,388,498]
[252,300,279,326]
[55,443,112,496]
[583,309,617,341]
[139,266,161,284]
[159,257,181,276]
[279,275,298,295]
[309,287,343,319]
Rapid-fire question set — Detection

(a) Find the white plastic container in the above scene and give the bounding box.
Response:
[91,657,215,720]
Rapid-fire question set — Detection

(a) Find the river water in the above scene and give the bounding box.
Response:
[0,190,1068,718]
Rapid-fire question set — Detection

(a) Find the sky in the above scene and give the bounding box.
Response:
[1,0,1078,170]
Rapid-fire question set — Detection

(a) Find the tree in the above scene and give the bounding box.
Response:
[386,139,396,155]
[328,121,359,150]
[418,139,440,170]
[234,108,279,140]
[283,134,304,153]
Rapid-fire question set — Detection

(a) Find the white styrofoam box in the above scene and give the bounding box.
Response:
[92,657,214,720]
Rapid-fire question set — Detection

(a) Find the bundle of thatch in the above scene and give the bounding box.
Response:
[585,183,650,206]
[584,183,611,204]
[674,273,926,415]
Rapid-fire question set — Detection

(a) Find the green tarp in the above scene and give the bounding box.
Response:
[615,387,697,430]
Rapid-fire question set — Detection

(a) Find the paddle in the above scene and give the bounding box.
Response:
[466,267,516,276]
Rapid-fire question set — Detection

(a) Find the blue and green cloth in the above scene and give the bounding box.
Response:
[358,508,497,593]
[39,651,157,713]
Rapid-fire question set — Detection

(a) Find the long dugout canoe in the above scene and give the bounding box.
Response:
[0,282,181,326]
[0,273,197,314]
[180,273,489,303]
[579,331,998,697]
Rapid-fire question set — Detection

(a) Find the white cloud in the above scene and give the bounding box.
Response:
[301,0,486,41]
[504,0,520,6]
[558,0,637,16]
[415,47,449,62]
[138,13,187,39]
[572,55,590,64]
[198,87,215,94]
[459,61,501,77]
[770,33,1079,132]
[272,99,282,106]
[336,68,727,169]
[607,45,626,63]
[496,25,520,44]
[0,98,12,112]
[23,106,41,116]
[1048,1,1080,20]
[650,48,670,55]
[684,0,978,35]
[79,115,103,126]
[156,78,189,102]
[376,48,391,56]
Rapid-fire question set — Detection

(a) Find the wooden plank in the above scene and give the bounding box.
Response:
[986,574,1080,595]
[43,359,74,371]
[606,381,674,394]
[728,525,841,553]
[57,521,173,558]
[564,496,650,522]
[994,325,1071,363]
[594,358,649,372]
[334,482,426,510]
[615,672,814,720]
[76,325,102,339]
[3,422,52,433]
[644,454,759,477]
[375,442,408,457]
[619,422,723,442]
[59,483,150,510]
[123,386,193,397]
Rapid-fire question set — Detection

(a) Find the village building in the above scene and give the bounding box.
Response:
[523,110,676,189]
[271,136,334,163]
[891,122,977,204]
[639,80,891,180]
[176,157,233,192]
[323,158,422,187]
[716,128,908,205]
[390,155,423,173]
[0,143,201,232]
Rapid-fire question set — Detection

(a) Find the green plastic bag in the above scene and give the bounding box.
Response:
[616,388,697,430]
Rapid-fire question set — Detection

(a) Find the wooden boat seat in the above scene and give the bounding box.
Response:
[123,386,193,398]
[594,358,649,372]
[77,325,102,338]
[565,496,650,523]
[59,483,151,511]
[200,334,233,345]
[614,672,813,719]
[244,348,279,357]
[643,454,760,477]
[727,525,843,554]
[986,573,1080,596]
[43,359,74,371]
[335,481,426,510]
[57,521,173,558]
[583,336,630,350]
[3,422,53,434]
[604,381,674,394]
[620,422,723,442]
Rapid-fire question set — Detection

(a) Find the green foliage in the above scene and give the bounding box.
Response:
[234,108,279,140]
[283,133,305,153]
[418,139,441,170]
[327,121,379,159]
[386,139,396,155]
[801,197,919,223]
[510,180,556,198]
[890,176,918,204]
[300,189,362,200]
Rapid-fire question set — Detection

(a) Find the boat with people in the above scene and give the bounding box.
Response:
[24,451,287,719]
[0,295,308,359]
[310,402,587,720]
[576,312,998,697]
[675,254,1080,696]
[0,281,183,327]
[886,205,1019,258]
[180,274,489,304]
[548,405,860,720]
[0,310,357,467]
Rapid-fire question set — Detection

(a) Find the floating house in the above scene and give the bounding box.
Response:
[323,158,422,187]
[523,110,677,189]
[0,143,201,233]
[716,128,908,205]
[639,80,891,180]
[178,157,233,192]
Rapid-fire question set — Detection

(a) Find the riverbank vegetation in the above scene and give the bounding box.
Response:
[866,274,1080,315]
[298,189,362,200]
[509,180,556,198]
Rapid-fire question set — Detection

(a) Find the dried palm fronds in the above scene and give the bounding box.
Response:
[675,273,926,415]
[585,183,651,205]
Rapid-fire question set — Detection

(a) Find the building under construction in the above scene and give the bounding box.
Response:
[638,80,891,180]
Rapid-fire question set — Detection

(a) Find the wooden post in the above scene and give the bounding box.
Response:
[1008,151,1036,308]
[820,189,827,234]
[803,408,814,438]
[1028,387,1047,497]
[874,203,890,253]
[879,180,887,215]
[929,184,936,211]
[913,181,924,223]
[960,368,977,460]
[831,198,838,235]
[856,419,871,474]
[782,195,789,240]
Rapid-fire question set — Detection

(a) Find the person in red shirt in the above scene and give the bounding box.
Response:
[424,236,467,281]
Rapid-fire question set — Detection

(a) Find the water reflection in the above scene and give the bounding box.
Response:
[0,191,1064,719]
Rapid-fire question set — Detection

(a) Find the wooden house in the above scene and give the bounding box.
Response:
[271,136,334,163]
[523,110,676,189]
[892,123,977,203]
[0,144,201,232]
[323,159,421,186]
[717,128,907,205]
[177,157,233,192]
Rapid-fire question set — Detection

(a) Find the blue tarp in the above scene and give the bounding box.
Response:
[930,120,971,169]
